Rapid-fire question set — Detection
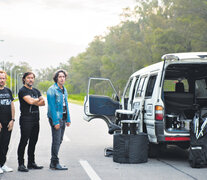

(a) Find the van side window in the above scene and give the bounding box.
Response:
[195,79,207,97]
[135,76,147,97]
[124,79,133,99]
[145,75,157,97]
[123,78,133,109]
[131,78,139,101]
[163,79,189,92]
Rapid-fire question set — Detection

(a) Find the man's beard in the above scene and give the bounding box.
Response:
[26,82,33,87]
[0,83,4,88]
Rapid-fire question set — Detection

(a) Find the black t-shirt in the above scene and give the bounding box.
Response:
[0,87,14,123]
[18,86,41,117]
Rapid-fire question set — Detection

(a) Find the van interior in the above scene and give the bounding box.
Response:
[163,63,207,133]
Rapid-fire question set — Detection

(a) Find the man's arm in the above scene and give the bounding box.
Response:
[36,96,45,106]
[11,101,15,120]
[47,88,59,126]
[11,101,15,119]
[23,95,45,106]
[8,101,15,131]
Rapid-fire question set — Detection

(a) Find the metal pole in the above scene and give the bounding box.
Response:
[14,70,19,98]
[10,66,13,91]
[17,74,18,95]
[17,73,22,96]
[14,70,16,97]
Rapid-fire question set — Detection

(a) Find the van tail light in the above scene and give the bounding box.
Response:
[155,105,163,120]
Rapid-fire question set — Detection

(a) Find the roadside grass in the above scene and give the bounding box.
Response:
[68,94,85,105]
[14,94,85,105]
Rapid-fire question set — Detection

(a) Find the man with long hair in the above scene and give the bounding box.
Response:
[47,69,71,170]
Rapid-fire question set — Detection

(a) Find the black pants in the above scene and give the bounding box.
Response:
[17,117,39,166]
[49,118,66,163]
[0,122,12,167]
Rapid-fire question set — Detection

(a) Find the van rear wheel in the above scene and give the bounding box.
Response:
[177,142,190,150]
[148,143,160,158]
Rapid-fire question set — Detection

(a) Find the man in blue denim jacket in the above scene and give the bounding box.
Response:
[47,69,71,170]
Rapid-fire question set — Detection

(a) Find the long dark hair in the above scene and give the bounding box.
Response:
[53,69,67,83]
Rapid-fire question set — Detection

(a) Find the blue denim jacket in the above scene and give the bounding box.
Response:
[47,83,71,125]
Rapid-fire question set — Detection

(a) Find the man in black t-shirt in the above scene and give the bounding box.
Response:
[0,70,15,174]
[17,72,45,172]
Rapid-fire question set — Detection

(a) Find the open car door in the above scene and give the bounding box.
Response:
[84,78,121,133]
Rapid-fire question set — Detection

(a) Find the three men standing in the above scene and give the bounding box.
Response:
[0,70,15,174]
[0,69,71,173]
[47,69,71,170]
[17,72,45,172]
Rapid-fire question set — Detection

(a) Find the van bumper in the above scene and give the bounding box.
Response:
[155,121,165,141]
[155,121,190,142]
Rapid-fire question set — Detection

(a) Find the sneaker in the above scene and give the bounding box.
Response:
[2,165,13,172]
[0,167,3,174]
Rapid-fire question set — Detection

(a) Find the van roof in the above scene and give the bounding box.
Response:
[162,52,207,60]
[131,52,207,78]
[131,61,163,77]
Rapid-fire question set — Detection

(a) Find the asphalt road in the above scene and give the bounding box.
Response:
[0,101,207,180]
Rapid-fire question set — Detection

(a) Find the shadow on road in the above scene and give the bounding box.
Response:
[158,145,189,161]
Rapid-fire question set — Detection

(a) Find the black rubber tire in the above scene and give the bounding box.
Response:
[177,142,190,150]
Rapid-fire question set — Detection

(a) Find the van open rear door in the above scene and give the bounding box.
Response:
[84,77,120,133]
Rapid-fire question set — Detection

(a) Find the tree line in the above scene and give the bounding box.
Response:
[2,0,207,97]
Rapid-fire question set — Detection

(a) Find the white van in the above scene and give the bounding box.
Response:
[84,52,207,156]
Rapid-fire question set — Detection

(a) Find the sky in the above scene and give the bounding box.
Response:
[0,0,137,70]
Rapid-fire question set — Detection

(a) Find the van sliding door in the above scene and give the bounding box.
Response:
[144,74,158,142]
[132,75,148,132]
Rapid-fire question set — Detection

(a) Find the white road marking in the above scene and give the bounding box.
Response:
[63,134,71,142]
[79,160,102,180]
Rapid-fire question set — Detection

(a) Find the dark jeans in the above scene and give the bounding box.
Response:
[0,122,12,167]
[49,118,66,163]
[17,118,39,166]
